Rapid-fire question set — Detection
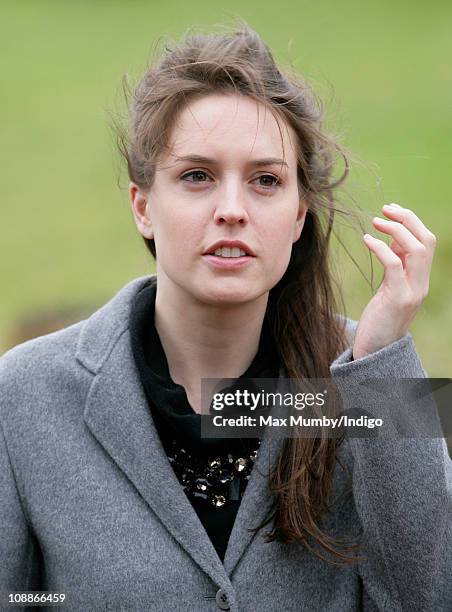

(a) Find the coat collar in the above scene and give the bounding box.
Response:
[75,275,284,586]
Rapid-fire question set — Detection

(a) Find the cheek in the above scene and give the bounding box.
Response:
[259,216,298,278]
[264,216,297,252]
[156,211,205,259]
[274,236,294,265]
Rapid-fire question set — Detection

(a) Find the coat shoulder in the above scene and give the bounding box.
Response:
[0,319,84,371]
[0,275,153,427]
[0,321,86,422]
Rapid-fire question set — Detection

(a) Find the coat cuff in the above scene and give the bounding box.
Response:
[328,333,440,437]
[330,332,426,379]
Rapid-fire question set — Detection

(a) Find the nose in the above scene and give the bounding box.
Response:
[213,180,249,226]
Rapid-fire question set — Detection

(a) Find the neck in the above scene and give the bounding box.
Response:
[153,278,269,414]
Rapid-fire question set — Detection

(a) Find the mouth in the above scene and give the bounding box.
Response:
[207,247,252,259]
[202,249,255,269]
[203,240,256,258]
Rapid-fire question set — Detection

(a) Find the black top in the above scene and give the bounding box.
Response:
[129,278,281,561]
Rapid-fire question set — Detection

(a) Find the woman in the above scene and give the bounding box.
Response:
[0,22,450,612]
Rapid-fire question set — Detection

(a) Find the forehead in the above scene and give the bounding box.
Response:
[164,93,297,165]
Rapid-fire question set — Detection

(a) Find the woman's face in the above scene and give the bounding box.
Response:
[130,93,307,306]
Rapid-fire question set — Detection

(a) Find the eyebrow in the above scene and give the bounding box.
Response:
[172,154,289,168]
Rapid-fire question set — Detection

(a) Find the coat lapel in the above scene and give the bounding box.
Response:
[76,275,283,584]
[222,432,284,575]
[80,328,231,586]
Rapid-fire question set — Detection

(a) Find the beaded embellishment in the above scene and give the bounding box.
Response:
[167,438,262,508]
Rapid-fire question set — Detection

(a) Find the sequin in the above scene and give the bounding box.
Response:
[165,438,262,509]
[235,458,247,472]
[212,494,226,508]
[196,478,209,491]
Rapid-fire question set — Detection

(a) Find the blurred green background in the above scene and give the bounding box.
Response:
[0,1,451,377]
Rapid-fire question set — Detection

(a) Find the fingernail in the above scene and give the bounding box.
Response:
[384,203,401,210]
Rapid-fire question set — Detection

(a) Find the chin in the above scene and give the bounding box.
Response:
[196,279,262,306]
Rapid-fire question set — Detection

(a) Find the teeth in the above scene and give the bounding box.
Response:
[214,247,247,258]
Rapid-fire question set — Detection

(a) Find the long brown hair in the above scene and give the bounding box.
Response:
[114,19,368,565]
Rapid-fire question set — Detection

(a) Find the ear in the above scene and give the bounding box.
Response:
[129,182,154,239]
[292,201,308,243]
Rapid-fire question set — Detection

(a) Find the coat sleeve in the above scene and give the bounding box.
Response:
[330,328,452,612]
[0,402,45,609]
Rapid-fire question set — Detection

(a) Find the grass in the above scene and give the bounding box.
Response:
[0,0,451,377]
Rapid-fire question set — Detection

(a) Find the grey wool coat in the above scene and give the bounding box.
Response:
[0,275,451,612]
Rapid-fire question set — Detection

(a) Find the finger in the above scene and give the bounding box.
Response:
[381,204,437,250]
[372,217,430,285]
[363,234,405,284]
[364,233,430,305]
[368,219,433,296]
[389,238,406,260]
[372,217,425,254]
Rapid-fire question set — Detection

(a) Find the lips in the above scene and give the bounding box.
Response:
[203,240,256,257]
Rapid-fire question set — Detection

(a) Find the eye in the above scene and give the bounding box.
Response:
[180,170,211,183]
[254,174,281,189]
[180,170,281,189]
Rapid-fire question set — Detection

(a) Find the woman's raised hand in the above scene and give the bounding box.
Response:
[352,203,437,360]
